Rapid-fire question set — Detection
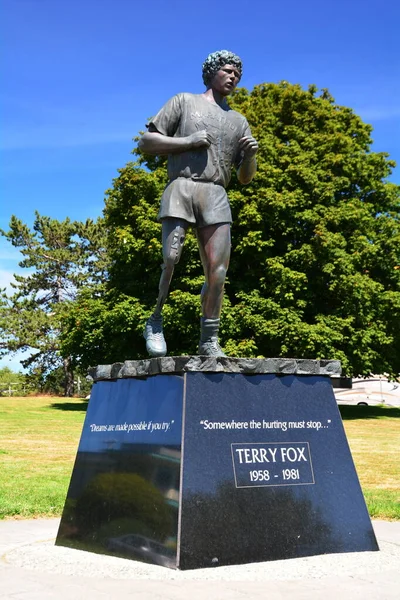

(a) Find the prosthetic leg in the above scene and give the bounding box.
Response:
[144,219,187,357]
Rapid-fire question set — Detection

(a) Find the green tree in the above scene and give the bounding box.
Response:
[74,472,173,540]
[0,366,26,396]
[0,213,107,395]
[37,365,92,397]
[61,83,400,377]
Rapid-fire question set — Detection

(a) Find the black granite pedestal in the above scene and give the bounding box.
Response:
[56,357,378,570]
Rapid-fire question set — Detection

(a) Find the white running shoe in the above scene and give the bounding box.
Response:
[143,314,167,357]
[198,338,227,357]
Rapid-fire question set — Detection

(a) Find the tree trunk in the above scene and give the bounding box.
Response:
[63,356,74,397]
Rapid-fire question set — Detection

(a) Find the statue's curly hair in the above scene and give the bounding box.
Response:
[202,50,242,87]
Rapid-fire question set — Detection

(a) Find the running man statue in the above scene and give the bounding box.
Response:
[139,50,258,358]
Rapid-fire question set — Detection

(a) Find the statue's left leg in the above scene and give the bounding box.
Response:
[196,223,231,356]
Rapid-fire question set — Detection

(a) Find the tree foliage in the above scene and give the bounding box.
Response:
[0,212,107,395]
[60,83,400,376]
[0,366,25,396]
[74,472,173,540]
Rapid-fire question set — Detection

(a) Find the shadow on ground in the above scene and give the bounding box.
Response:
[339,405,400,421]
[50,400,89,412]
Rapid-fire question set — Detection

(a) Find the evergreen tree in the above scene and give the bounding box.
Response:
[0,213,106,395]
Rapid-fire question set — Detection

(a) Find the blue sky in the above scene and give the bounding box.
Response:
[1,0,399,371]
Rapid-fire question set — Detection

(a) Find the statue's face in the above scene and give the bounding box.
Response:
[210,63,241,96]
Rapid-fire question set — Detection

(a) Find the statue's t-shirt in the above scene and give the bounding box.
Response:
[149,93,252,188]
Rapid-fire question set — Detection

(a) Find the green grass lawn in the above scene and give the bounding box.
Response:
[0,396,87,519]
[339,404,400,520]
[0,396,399,520]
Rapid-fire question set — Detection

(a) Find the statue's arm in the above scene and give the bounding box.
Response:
[236,136,258,185]
[138,129,212,156]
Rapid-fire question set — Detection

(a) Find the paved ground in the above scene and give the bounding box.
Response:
[0,518,399,599]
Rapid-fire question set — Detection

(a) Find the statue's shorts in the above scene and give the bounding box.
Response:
[157,177,232,228]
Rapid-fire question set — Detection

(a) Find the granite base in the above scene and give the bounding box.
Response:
[56,359,378,570]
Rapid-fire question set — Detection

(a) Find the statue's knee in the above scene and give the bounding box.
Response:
[164,230,185,267]
[212,265,227,288]
[173,249,183,265]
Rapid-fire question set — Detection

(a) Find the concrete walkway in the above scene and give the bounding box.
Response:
[0,518,399,599]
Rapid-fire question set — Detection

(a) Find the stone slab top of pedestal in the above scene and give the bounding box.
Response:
[88,356,341,382]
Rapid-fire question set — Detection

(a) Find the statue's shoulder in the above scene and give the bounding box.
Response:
[160,92,198,111]
[174,92,198,104]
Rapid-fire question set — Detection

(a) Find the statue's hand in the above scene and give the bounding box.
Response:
[238,135,258,159]
[188,130,213,149]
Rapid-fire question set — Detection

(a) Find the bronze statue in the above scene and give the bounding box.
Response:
[139,50,258,358]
